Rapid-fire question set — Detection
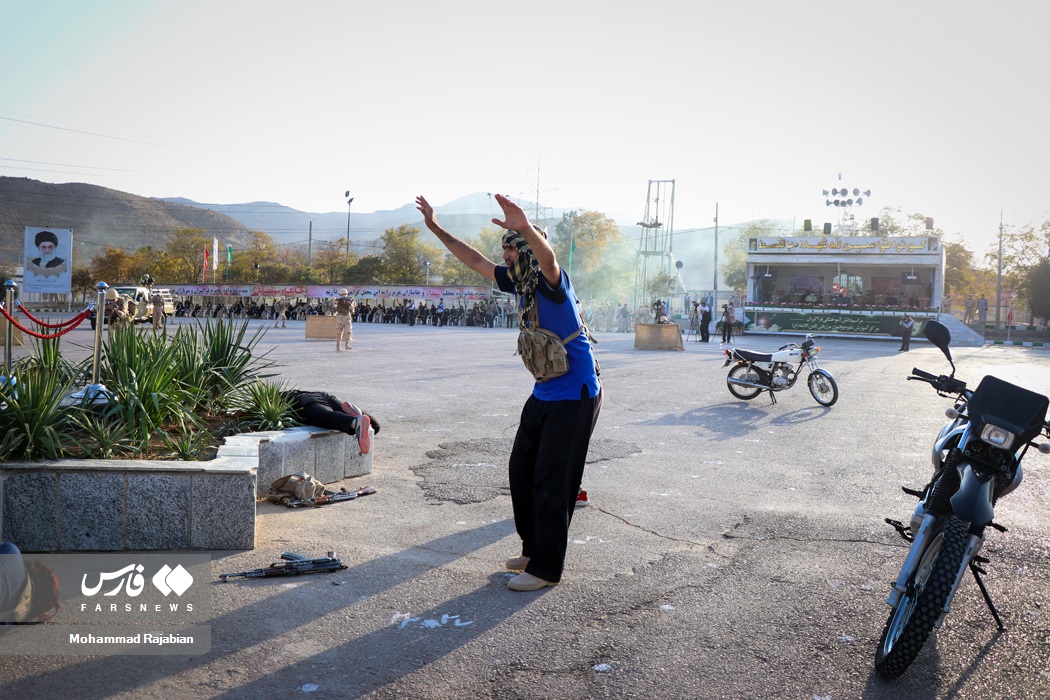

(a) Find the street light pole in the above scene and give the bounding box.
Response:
[424,260,430,286]
[996,209,1003,329]
[713,202,719,304]
[345,191,354,256]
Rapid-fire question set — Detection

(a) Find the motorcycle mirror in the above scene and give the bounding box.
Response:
[923,320,956,373]
[923,321,951,354]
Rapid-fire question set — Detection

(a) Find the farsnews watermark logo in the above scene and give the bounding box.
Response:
[79,562,196,613]
[1,553,212,656]
[152,564,194,596]
[81,563,194,597]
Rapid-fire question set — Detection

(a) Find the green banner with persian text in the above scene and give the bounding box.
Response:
[744,311,933,337]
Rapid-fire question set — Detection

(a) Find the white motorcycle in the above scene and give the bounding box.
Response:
[721,334,838,406]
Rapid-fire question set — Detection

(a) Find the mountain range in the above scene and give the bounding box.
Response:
[1,178,745,296]
[0,178,592,265]
[0,176,254,267]
[156,192,588,250]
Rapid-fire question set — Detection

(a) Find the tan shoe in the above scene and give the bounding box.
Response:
[505,555,529,572]
[507,572,556,591]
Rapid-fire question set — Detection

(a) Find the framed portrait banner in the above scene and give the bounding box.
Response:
[24,227,73,294]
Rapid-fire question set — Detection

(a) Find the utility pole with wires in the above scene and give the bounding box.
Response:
[518,161,556,225]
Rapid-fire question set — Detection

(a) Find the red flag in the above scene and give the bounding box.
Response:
[203,247,209,280]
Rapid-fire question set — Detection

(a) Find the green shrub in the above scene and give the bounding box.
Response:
[225,380,301,433]
[98,325,201,446]
[173,318,275,415]
[3,317,279,461]
[0,365,78,461]
[21,336,85,385]
[66,408,142,459]
[161,429,217,461]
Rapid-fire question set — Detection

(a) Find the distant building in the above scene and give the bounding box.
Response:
[742,235,944,337]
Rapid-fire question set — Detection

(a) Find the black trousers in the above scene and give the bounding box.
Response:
[287,391,357,435]
[509,385,603,583]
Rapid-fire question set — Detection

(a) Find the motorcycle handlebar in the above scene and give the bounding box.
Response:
[909,368,967,394]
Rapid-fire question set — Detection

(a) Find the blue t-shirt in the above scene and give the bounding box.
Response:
[495,266,600,401]
[0,542,26,624]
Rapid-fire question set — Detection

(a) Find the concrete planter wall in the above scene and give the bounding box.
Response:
[0,425,373,553]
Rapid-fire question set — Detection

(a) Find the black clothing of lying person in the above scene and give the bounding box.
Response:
[283,390,379,455]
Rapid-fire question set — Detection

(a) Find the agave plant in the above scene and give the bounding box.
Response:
[224,379,301,434]
[65,407,142,459]
[2,317,282,462]
[20,335,86,384]
[0,365,78,461]
[173,317,276,415]
[160,428,217,461]
[97,324,201,446]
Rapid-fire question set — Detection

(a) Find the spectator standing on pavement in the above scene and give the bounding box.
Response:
[898,313,914,352]
[699,299,712,342]
[417,192,602,592]
[977,294,989,326]
[720,303,734,343]
[964,294,975,324]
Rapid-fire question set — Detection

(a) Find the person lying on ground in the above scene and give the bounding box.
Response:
[282,390,380,455]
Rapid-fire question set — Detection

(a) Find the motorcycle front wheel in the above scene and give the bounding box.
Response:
[874,515,969,678]
[727,364,764,400]
[807,370,839,407]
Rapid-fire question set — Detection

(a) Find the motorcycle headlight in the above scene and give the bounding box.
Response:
[980,424,1015,450]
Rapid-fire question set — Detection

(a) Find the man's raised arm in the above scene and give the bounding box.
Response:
[491,193,560,287]
[416,196,496,282]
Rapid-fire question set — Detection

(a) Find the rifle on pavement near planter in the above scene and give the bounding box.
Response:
[219,551,347,581]
[286,485,377,508]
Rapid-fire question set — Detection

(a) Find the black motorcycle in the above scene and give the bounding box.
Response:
[875,320,1050,678]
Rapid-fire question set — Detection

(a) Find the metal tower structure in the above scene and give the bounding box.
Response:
[633,179,676,309]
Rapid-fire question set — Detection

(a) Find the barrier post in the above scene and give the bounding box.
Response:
[4,280,15,375]
[85,281,111,400]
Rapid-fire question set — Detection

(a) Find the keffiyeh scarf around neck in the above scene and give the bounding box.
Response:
[502,229,544,330]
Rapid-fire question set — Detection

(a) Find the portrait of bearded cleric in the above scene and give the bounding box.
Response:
[25,230,68,278]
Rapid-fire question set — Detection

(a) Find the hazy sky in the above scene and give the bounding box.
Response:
[2,1,1046,255]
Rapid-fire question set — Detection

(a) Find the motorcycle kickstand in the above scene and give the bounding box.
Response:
[767,389,777,404]
[970,558,1005,630]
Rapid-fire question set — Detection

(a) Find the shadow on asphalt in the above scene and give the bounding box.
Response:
[642,400,834,440]
[3,519,537,699]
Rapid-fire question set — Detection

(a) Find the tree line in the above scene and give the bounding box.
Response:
[71,210,637,303]
[67,204,1050,321]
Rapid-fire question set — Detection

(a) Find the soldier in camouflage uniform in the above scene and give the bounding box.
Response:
[334,289,356,351]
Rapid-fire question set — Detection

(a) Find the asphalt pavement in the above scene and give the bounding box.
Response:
[2,318,1049,699]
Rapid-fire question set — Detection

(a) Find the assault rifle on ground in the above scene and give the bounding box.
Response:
[285,485,377,508]
[219,552,347,581]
